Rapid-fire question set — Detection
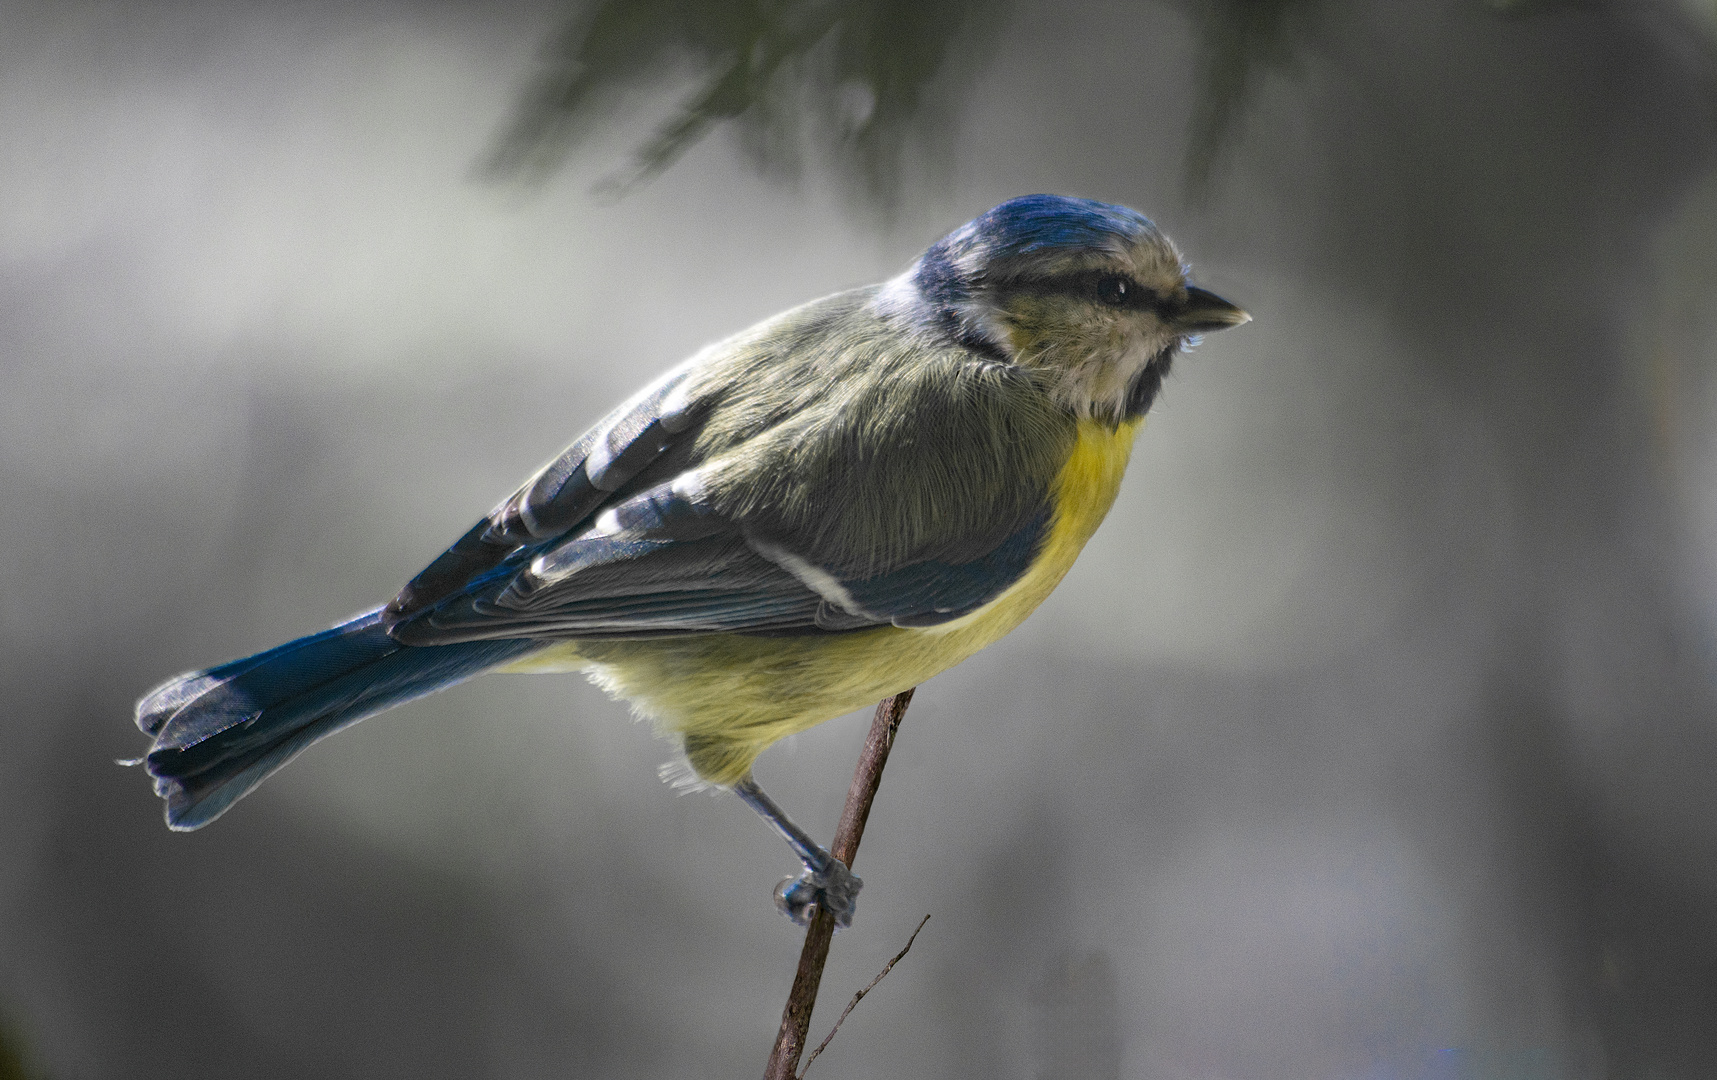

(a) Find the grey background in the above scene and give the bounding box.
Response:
[3,1,1717,1077]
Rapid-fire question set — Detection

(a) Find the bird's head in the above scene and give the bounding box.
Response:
[889,194,1249,422]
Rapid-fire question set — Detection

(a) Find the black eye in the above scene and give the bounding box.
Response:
[1095,275,1131,307]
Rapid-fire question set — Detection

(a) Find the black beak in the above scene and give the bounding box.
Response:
[1172,285,1251,334]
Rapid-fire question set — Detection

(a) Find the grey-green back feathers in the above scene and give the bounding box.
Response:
[385,286,1076,642]
[689,287,1075,577]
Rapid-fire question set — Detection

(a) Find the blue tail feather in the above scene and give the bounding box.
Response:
[139,608,537,830]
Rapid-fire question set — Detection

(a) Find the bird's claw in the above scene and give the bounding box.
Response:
[774,859,862,929]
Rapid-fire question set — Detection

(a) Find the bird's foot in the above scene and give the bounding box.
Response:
[774,858,862,929]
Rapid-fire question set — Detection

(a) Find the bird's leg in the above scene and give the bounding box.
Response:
[733,775,862,928]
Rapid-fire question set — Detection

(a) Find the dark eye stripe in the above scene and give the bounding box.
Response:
[998,270,1163,312]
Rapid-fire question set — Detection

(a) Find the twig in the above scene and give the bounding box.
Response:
[797,913,932,1078]
[761,688,915,1080]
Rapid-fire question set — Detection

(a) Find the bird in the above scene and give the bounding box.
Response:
[134,194,1248,927]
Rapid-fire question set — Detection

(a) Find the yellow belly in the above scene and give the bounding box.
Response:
[503,417,1141,785]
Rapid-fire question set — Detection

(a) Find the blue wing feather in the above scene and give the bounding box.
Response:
[387,363,703,621]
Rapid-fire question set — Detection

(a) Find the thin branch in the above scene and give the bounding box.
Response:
[761,688,915,1080]
[798,913,932,1078]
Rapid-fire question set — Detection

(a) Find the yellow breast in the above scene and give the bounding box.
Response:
[932,415,1141,644]
[507,417,1142,785]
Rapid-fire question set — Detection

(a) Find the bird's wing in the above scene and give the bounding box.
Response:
[387,471,1058,643]
[384,358,706,622]
[386,291,1077,645]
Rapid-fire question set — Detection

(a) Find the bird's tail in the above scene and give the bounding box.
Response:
[136,607,537,830]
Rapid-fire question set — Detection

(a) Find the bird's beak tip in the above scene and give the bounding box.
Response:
[1176,286,1251,334]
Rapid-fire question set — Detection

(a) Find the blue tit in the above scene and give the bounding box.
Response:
[135,194,1248,926]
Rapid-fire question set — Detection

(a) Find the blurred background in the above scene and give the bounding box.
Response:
[3,0,1717,1076]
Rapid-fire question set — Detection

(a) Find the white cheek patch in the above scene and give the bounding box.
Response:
[1052,322,1174,419]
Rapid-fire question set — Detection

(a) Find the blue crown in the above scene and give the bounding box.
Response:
[913,195,1158,306]
[957,194,1156,262]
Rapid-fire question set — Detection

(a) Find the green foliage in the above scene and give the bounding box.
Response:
[483,0,1011,217]
[483,0,1647,210]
